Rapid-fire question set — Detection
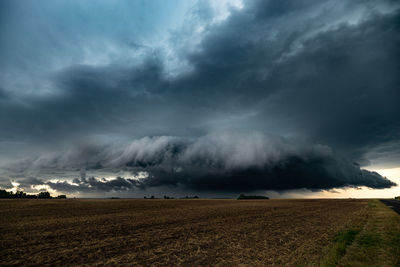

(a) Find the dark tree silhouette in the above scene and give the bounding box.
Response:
[0,189,62,199]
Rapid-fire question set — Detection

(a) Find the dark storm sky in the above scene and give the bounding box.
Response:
[0,0,399,197]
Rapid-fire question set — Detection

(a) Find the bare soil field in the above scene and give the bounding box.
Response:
[0,199,379,266]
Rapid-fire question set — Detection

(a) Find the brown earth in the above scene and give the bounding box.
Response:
[0,199,367,266]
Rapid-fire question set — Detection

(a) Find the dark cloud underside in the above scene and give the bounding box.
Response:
[0,0,399,195]
[6,133,396,193]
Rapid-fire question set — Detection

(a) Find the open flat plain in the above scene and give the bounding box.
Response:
[1,199,399,266]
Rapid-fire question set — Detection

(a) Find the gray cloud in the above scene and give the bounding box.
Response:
[4,133,395,193]
[0,0,399,195]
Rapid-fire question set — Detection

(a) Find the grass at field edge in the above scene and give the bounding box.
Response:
[320,199,400,266]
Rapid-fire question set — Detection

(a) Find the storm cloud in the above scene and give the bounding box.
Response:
[4,133,396,193]
[0,0,399,196]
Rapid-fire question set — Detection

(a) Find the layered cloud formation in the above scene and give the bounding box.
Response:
[0,0,399,195]
[3,133,396,193]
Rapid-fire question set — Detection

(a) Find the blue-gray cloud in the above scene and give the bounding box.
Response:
[0,0,399,194]
[4,133,396,193]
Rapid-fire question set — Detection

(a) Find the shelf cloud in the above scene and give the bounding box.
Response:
[0,0,399,196]
[4,133,396,193]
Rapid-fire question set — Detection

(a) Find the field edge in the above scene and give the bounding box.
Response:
[320,199,400,267]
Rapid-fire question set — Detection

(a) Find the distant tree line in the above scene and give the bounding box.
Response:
[179,195,199,199]
[395,196,400,200]
[0,189,66,199]
[143,195,199,199]
[237,194,269,200]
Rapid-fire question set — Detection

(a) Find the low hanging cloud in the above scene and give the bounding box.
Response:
[0,0,399,196]
[5,132,395,193]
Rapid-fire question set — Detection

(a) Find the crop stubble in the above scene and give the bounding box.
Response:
[0,199,367,266]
